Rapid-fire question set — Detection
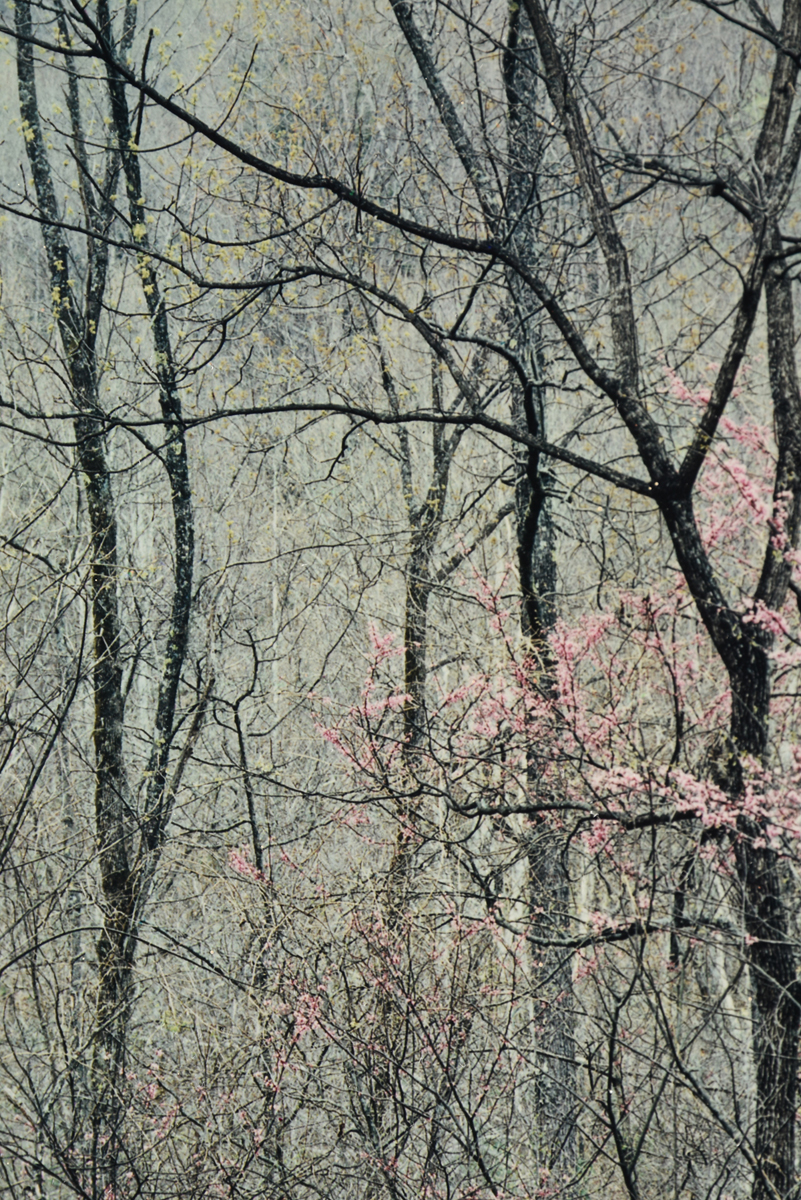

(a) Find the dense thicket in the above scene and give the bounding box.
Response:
[0,2,800,1199]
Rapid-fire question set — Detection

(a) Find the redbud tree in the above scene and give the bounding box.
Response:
[230,376,801,1200]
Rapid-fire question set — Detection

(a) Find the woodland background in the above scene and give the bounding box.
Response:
[0,1,799,1198]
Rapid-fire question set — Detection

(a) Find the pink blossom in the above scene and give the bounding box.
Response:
[229,846,269,885]
[742,600,790,637]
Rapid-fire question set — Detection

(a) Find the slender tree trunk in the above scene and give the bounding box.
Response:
[731,245,801,1198]
[722,637,800,1200]
[504,5,577,1182]
[15,10,132,1186]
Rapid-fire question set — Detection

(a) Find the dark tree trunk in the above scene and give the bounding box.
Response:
[504,4,577,1181]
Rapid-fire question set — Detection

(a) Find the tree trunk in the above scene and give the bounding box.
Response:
[504,4,577,1180]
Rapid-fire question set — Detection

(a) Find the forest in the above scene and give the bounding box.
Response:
[0,0,799,1197]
